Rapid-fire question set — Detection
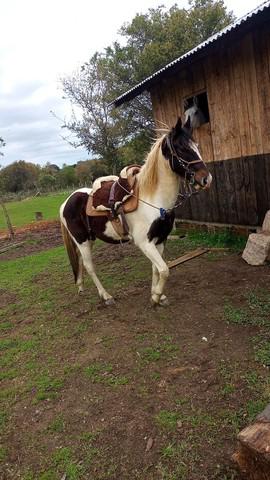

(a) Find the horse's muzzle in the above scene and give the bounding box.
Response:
[194,172,212,190]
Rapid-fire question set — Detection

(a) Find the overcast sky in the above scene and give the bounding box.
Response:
[0,0,265,168]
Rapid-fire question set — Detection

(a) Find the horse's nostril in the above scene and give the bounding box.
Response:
[203,177,208,186]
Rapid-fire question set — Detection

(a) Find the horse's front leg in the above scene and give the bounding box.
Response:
[139,241,169,305]
[151,243,169,306]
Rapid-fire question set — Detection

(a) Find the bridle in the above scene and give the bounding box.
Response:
[165,134,204,185]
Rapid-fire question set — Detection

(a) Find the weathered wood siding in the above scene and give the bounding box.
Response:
[150,23,270,163]
[150,23,270,226]
[176,154,270,226]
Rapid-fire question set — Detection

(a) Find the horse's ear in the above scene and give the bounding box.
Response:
[173,117,182,134]
[183,116,192,134]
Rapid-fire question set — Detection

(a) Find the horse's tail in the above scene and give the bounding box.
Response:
[61,222,79,284]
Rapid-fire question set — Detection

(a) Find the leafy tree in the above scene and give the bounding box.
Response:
[38,173,57,190]
[56,165,78,188]
[0,160,40,193]
[61,0,234,171]
[75,159,108,185]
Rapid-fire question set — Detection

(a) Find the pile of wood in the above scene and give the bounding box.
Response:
[233,404,270,479]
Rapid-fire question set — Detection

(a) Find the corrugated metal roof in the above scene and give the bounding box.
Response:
[111,0,270,107]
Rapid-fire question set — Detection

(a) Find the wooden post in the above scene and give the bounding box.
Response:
[232,404,270,479]
[0,199,15,239]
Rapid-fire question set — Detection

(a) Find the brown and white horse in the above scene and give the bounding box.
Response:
[60,118,212,306]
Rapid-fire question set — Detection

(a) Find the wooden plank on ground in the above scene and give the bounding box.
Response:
[167,248,209,269]
[0,242,25,254]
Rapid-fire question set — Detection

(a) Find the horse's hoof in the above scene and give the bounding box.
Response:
[78,288,84,295]
[150,297,159,307]
[104,298,115,306]
[159,297,169,307]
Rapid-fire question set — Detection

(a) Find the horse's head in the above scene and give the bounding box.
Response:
[162,117,212,190]
[184,96,206,129]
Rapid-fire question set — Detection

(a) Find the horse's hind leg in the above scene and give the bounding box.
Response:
[76,252,84,294]
[76,240,115,305]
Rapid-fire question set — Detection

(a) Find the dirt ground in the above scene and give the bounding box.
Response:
[1,222,270,480]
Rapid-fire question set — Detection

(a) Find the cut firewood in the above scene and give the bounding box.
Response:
[232,403,270,479]
[167,248,209,269]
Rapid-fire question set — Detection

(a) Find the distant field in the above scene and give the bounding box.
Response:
[0,192,71,230]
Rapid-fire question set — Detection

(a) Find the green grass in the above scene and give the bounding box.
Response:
[84,362,129,386]
[224,288,270,327]
[0,192,70,229]
[174,229,246,251]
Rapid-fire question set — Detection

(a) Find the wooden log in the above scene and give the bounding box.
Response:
[167,248,209,269]
[0,242,25,254]
[232,403,270,479]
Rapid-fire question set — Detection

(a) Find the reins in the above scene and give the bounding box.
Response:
[116,176,197,220]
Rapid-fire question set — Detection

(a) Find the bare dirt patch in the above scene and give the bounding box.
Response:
[0,220,62,260]
[1,223,270,479]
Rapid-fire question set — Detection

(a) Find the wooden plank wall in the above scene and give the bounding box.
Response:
[176,154,270,226]
[150,23,270,162]
[150,23,270,226]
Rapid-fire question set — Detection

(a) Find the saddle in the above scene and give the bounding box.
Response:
[86,165,141,238]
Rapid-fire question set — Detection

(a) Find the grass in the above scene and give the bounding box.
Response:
[1,232,269,479]
[0,192,70,229]
[84,362,129,386]
[173,228,247,251]
[224,288,270,328]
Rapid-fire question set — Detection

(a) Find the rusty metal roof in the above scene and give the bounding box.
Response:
[111,1,270,107]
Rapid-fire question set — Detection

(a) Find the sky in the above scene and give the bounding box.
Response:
[0,0,265,168]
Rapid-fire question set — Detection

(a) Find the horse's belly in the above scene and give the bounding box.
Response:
[90,217,130,244]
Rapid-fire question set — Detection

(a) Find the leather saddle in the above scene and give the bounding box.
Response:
[86,165,141,238]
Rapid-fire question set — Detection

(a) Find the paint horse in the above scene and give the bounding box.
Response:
[60,117,212,306]
[184,96,207,129]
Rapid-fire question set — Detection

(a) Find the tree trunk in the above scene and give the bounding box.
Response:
[232,404,270,479]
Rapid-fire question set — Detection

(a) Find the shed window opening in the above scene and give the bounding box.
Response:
[184,91,210,128]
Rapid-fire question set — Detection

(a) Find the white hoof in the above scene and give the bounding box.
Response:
[159,296,169,307]
[104,297,115,306]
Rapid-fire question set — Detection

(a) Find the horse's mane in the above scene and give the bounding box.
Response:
[138,129,170,197]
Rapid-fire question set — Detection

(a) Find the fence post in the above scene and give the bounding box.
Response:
[0,199,15,239]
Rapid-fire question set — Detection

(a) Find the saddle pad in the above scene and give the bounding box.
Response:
[86,182,139,217]
[86,195,108,217]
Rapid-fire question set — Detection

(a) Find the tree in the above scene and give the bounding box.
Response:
[75,159,108,185]
[0,137,5,157]
[62,53,130,174]
[38,173,57,191]
[61,0,234,172]
[0,161,40,193]
[56,165,78,188]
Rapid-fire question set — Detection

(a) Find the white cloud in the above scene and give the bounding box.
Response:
[0,0,264,167]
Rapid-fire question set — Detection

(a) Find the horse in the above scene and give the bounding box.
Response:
[184,96,207,129]
[60,117,212,306]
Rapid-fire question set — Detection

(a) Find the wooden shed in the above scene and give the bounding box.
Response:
[112,2,270,228]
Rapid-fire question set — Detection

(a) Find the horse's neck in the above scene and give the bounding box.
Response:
[139,154,180,210]
[155,161,180,209]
